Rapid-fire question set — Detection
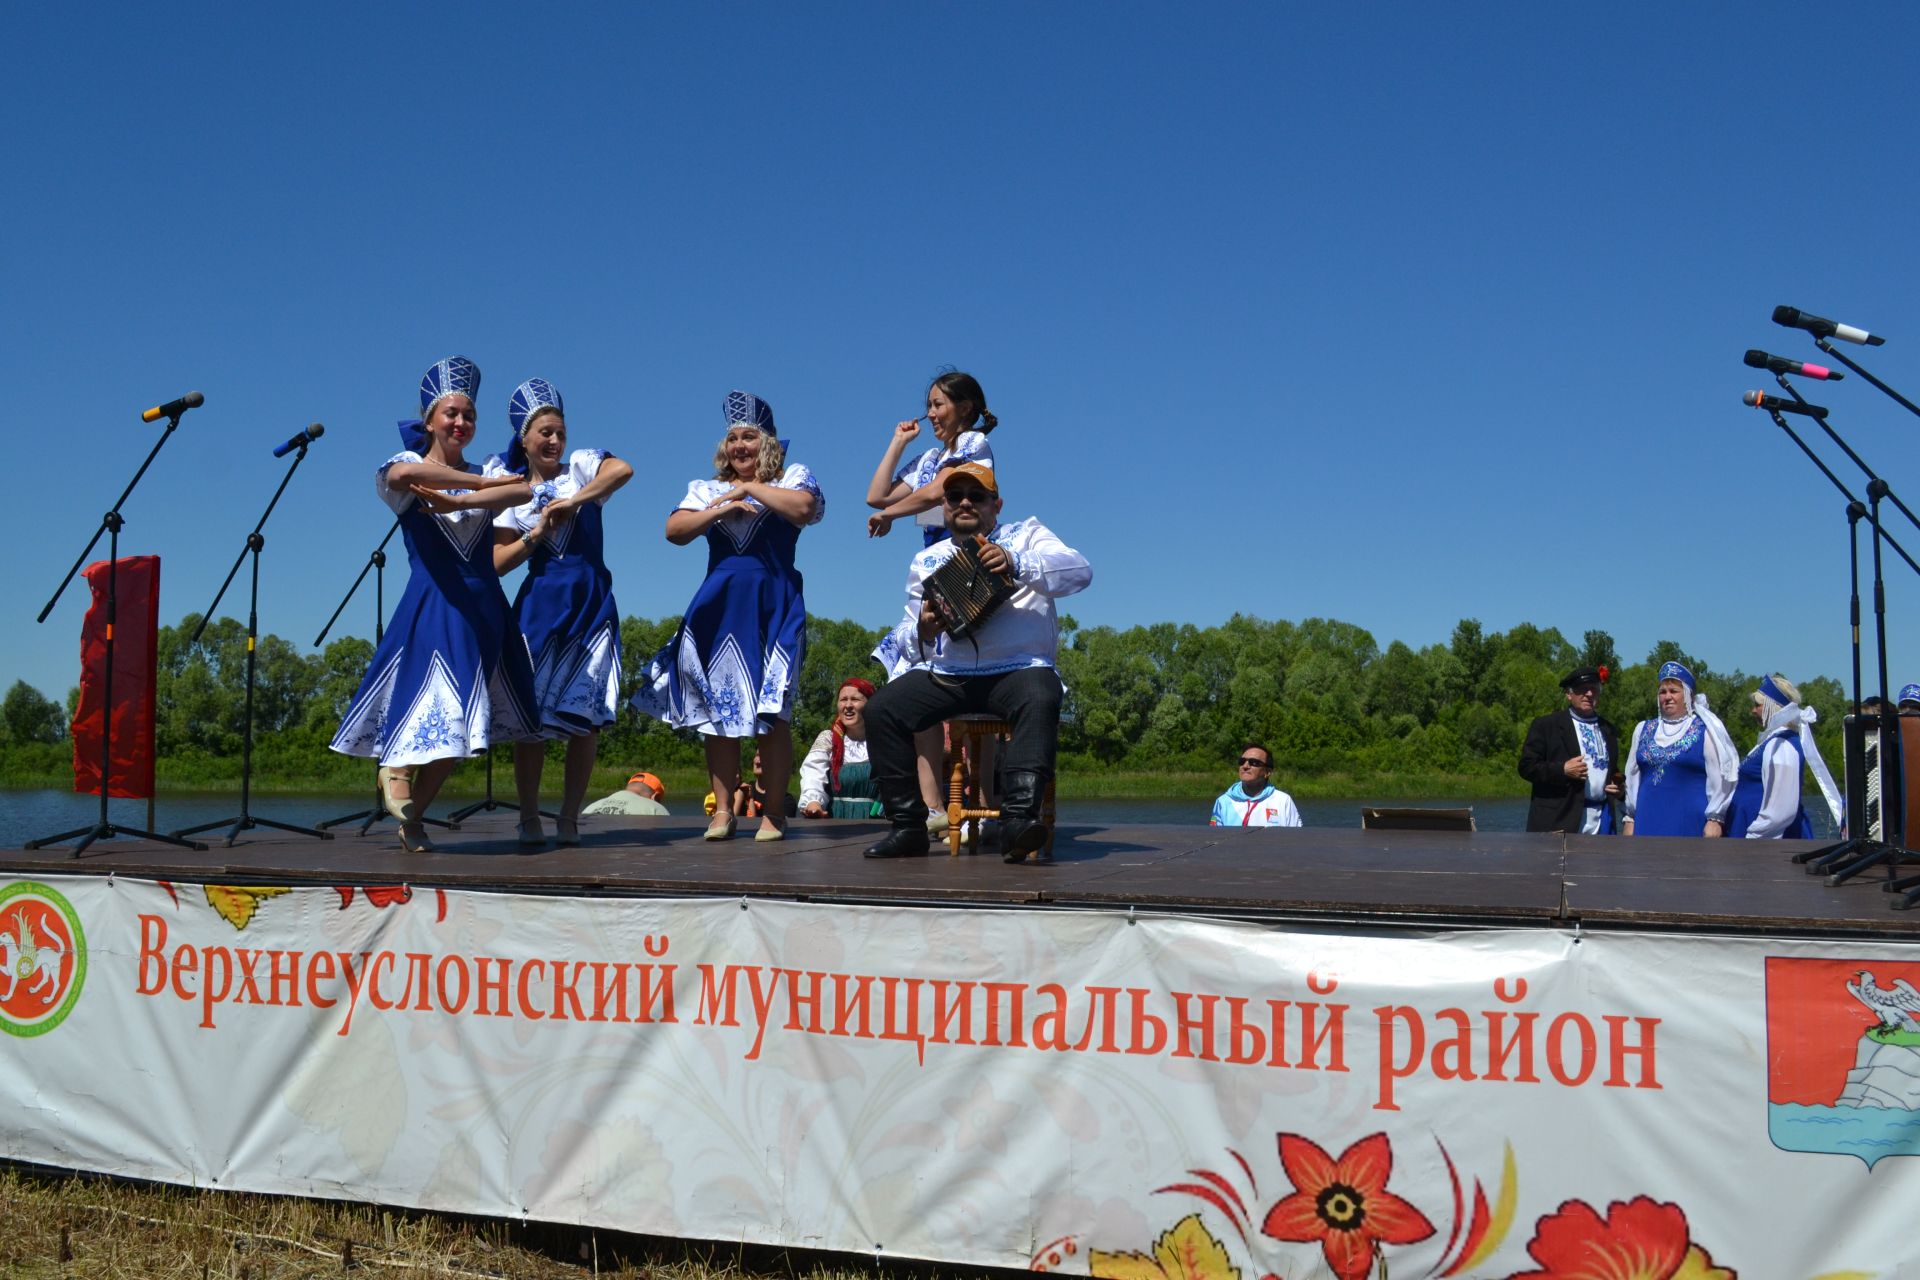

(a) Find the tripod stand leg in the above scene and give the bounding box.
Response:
[1796,837,1861,868]
[24,825,97,851]
[250,816,334,840]
[1824,843,1895,886]
[1802,839,1867,872]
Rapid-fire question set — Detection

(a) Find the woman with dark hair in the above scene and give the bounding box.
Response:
[487,378,633,847]
[867,371,998,825]
[632,391,823,842]
[798,677,884,819]
[330,357,539,852]
[864,370,998,544]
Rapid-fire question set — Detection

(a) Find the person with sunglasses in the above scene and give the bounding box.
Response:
[1210,743,1302,827]
[861,462,1092,864]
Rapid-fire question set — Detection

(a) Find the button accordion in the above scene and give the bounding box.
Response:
[924,535,1018,641]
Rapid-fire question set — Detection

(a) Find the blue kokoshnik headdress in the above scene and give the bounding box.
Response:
[1656,661,1696,694]
[420,356,482,415]
[502,377,565,474]
[1758,674,1797,708]
[724,390,775,432]
[1899,683,1920,706]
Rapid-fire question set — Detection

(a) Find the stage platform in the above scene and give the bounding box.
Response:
[6,813,1917,937]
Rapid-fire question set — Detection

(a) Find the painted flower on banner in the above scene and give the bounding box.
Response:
[205,885,292,931]
[1261,1132,1434,1280]
[1091,1213,1242,1280]
[1507,1196,1734,1280]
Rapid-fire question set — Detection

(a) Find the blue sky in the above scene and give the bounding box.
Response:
[6,3,1918,709]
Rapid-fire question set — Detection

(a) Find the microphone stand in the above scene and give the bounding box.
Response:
[1756,409,1915,882]
[1795,500,1872,870]
[1813,336,1920,425]
[1797,506,1889,875]
[1778,365,1920,545]
[1820,477,1916,887]
[311,518,457,835]
[172,437,332,848]
[447,746,558,824]
[26,409,207,855]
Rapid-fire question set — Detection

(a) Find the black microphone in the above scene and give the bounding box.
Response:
[271,423,325,457]
[1772,305,1886,347]
[140,390,205,423]
[1745,390,1829,418]
[1744,349,1844,381]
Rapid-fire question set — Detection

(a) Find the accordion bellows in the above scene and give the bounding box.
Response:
[924,536,1017,641]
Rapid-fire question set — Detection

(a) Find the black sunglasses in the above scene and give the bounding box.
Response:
[1238,756,1270,768]
[944,487,995,506]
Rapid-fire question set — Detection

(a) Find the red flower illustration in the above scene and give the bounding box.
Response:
[1261,1133,1434,1280]
[1509,1197,1733,1280]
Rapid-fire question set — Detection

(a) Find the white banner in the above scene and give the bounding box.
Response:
[2,873,1917,1278]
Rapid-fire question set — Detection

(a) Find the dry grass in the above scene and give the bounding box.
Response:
[0,1165,961,1280]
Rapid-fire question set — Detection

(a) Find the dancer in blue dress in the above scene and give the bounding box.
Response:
[632,391,823,841]
[330,357,540,851]
[1729,673,1844,839]
[1622,661,1738,837]
[487,378,633,848]
[865,370,999,824]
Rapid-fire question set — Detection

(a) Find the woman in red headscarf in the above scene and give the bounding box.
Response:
[798,678,883,819]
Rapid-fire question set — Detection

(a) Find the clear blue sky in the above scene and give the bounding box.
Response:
[6,3,1918,709]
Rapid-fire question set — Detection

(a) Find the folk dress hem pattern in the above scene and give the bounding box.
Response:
[488,448,623,738]
[633,463,824,738]
[330,451,537,767]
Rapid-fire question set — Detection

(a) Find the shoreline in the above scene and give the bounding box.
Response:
[0,767,1528,803]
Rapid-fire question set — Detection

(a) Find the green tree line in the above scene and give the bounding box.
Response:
[0,612,1847,793]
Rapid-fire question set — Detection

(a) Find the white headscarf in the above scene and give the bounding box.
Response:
[1753,676,1844,827]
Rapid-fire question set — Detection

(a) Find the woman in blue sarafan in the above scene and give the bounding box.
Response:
[632,391,823,842]
[1622,661,1739,837]
[1728,673,1845,839]
[330,357,540,851]
[486,378,633,849]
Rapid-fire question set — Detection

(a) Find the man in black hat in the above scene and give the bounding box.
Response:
[1518,666,1622,834]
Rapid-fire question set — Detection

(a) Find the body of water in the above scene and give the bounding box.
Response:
[0,788,1540,849]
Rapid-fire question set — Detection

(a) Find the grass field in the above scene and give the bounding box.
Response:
[0,1165,934,1280]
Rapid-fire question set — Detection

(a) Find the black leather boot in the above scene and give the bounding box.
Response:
[863,779,931,859]
[999,770,1051,864]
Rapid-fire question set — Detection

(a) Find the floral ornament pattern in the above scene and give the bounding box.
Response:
[1507,1197,1733,1280]
[1261,1132,1434,1280]
[204,885,292,931]
[1092,1214,1242,1280]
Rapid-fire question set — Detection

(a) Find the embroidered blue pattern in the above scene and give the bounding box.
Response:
[1636,716,1702,786]
[1573,716,1609,774]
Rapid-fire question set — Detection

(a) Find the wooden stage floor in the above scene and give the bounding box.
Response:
[7,811,1920,938]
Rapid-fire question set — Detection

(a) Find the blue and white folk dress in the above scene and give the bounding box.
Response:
[872,432,994,675]
[632,464,824,736]
[330,452,537,766]
[490,448,622,737]
[1625,715,1731,836]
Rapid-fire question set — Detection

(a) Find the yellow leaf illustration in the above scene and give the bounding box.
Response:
[204,885,292,931]
[1092,1215,1241,1280]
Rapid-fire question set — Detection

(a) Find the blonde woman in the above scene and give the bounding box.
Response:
[631,391,823,841]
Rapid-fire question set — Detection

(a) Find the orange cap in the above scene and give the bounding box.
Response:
[628,772,665,799]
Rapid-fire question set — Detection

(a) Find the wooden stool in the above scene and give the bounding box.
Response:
[945,717,1056,857]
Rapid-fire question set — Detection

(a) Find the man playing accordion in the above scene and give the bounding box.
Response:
[862,463,1093,863]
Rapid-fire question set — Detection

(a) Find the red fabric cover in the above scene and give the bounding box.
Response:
[71,555,160,798]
